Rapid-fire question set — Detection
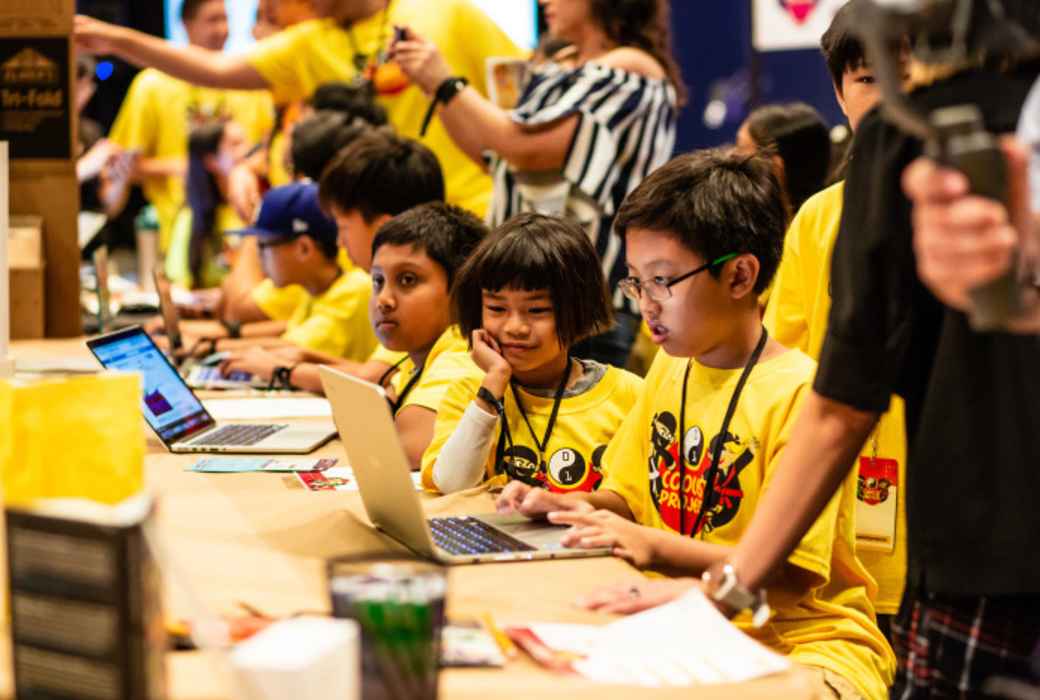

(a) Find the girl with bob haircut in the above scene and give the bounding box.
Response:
[420,213,643,495]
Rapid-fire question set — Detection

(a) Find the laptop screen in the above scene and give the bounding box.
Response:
[88,327,214,444]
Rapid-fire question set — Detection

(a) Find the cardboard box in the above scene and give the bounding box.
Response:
[9,215,45,340]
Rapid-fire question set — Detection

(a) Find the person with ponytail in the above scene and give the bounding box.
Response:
[166,118,249,289]
[392,0,683,368]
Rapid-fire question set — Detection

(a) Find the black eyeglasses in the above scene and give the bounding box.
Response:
[618,253,737,302]
[257,236,296,251]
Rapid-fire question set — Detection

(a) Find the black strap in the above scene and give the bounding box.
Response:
[509,358,570,463]
[378,355,420,415]
[680,327,769,537]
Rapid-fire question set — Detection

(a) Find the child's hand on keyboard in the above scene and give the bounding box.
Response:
[218,348,280,383]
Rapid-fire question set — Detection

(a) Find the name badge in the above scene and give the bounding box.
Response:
[855,456,898,553]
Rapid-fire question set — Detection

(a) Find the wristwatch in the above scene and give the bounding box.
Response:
[220,318,242,339]
[701,561,771,628]
[476,386,505,416]
[434,76,469,105]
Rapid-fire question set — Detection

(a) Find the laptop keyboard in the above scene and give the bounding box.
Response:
[428,516,536,555]
[186,423,287,447]
[188,366,253,384]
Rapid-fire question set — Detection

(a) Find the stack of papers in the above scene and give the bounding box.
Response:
[509,589,790,687]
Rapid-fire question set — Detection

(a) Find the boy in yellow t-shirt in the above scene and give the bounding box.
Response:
[107,0,273,249]
[359,203,488,468]
[764,3,909,624]
[421,214,643,495]
[496,151,893,700]
[214,182,376,369]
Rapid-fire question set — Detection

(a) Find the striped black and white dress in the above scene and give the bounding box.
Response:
[488,61,679,310]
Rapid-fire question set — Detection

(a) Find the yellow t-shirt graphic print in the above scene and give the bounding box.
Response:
[421,364,643,493]
[646,410,755,536]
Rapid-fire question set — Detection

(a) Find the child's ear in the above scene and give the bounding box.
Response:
[294,235,315,259]
[727,254,760,301]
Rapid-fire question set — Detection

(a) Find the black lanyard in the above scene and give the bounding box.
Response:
[495,359,571,472]
[679,327,769,537]
[378,355,423,415]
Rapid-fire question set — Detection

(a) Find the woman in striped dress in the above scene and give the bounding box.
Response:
[392,0,684,366]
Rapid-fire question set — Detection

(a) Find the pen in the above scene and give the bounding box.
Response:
[480,612,517,660]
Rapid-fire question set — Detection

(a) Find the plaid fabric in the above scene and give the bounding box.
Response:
[890,591,1040,699]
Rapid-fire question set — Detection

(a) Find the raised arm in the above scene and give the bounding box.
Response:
[74,15,268,91]
[390,29,577,171]
[726,391,877,591]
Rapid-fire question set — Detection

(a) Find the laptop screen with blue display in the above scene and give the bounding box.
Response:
[88,327,214,444]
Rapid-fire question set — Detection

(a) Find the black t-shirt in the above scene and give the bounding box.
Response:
[815,63,1040,597]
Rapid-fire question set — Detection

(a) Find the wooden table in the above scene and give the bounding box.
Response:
[3,340,824,699]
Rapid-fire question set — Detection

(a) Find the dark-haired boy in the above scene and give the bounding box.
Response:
[266,202,487,467]
[764,0,910,627]
[496,150,893,700]
[211,182,377,365]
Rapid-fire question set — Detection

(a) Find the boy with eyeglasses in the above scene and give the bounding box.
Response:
[205,182,377,374]
[496,149,893,700]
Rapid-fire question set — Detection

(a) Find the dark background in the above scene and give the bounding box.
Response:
[76,0,847,156]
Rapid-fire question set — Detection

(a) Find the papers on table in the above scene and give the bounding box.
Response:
[202,397,332,420]
[296,466,423,492]
[188,457,338,473]
[511,588,790,687]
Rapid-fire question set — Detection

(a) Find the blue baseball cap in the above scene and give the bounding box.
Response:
[236,182,338,247]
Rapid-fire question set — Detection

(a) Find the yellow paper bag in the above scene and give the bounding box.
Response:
[3,373,145,506]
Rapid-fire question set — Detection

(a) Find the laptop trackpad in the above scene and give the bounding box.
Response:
[475,512,570,550]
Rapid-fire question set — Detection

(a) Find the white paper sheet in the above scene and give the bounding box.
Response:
[524,589,790,687]
[202,397,333,420]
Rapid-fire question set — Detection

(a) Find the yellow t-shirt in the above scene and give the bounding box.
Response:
[267,127,293,187]
[601,350,894,700]
[764,181,908,615]
[422,363,644,493]
[246,0,527,216]
[251,278,309,322]
[387,326,477,413]
[282,267,377,360]
[251,248,355,321]
[109,69,274,249]
[163,204,245,289]
[369,343,408,367]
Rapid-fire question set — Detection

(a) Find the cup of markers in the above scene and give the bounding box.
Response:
[327,555,446,700]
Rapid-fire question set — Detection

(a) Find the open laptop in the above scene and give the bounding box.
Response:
[87,326,337,454]
[153,270,260,390]
[319,365,611,565]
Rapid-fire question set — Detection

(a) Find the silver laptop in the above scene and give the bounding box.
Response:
[153,270,261,391]
[319,365,611,565]
[87,327,336,454]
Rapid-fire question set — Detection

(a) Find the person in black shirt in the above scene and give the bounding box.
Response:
[683,18,1040,700]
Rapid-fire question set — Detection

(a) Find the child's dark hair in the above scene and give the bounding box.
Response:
[181,0,215,22]
[745,102,831,215]
[291,110,369,181]
[186,120,225,286]
[820,0,869,92]
[318,130,445,223]
[309,81,388,126]
[302,230,339,262]
[452,213,613,348]
[371,203,488,287]
[614,148,786,295]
